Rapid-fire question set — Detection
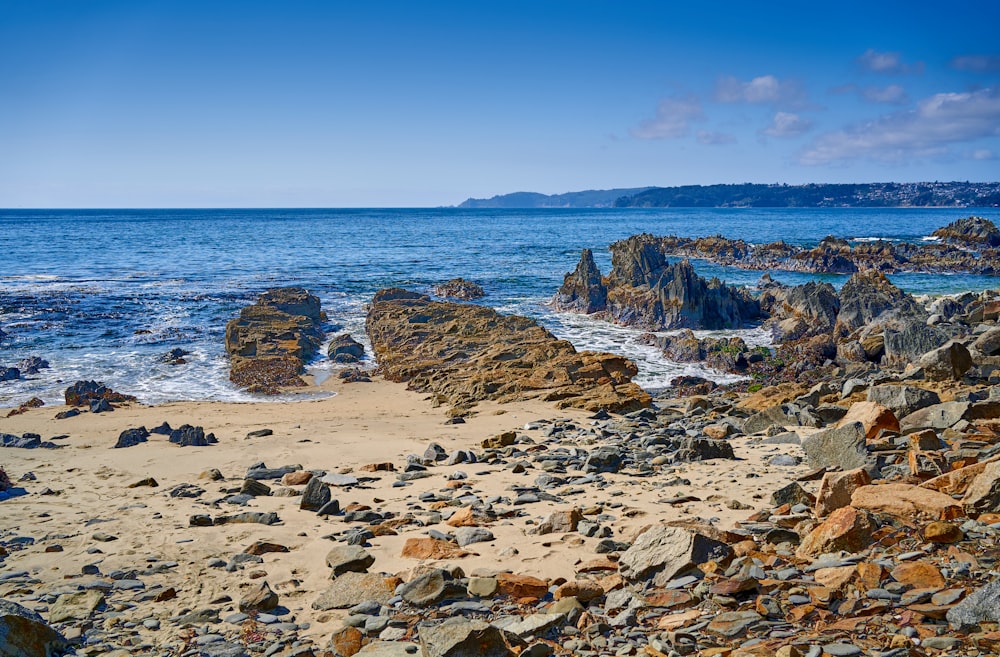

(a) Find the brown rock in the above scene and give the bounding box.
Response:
[923,521,964,543]
[553,580,605,602]
[814,468,872,518]
[239,581,278,612]
[856,562,886,589]
[330,626,364,657]
[496,573,549,599]
[645,589,695,609]
[909,450,948,479]
[908,429,941,451]
[921,459,994,495]
[281,471,313,486]
[891,562,945,590]
[365,290,651,412]
[481,431,516,449]
[704,423,736,440]
[537,508,583,535]
[796,506,876,558]
[445,507,479,527]
[813,566,856,590]
[244,541,289,556]
[837,401,899,441]
[962,461,1000,518]
[851,483,963,521]
[400,538,471,560]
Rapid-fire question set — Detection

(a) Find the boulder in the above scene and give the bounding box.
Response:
[814,468,872,518]
[299,476,331,512]
[921,459,994,496]
[916,340,973,381]
[899,402,970,433]
[366,290,650,413]
[743,403,818,435]
[0,598,70,657]
[947,577,1000,630]
[239,581,278,613]
[835,270,917,337]
[796,506,876,558]
[836,402,899,441]
[327,333,366,363]
[759,280,840,341]
[113,426,150,449]
[883,322,954,369]
[225,287,324,394]
[851,483,962,521]
[325,545,375,576]
[673,437,735,462]
[932,216,1000,248]
[63,380,136,407]
[168,425,217,447]
[312,572,399,610]
[434,278,485,301]
[618,525,732,587]
[552,249,608,314]
[48,590,105,623]
[800,422,872,472]
[866,385,940,419]
[971,326,1000,357]
[419,618,525,657]
[399,569,465,607]
[962,461,1000,518]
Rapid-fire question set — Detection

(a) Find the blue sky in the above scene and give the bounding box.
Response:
[1,1,999,207]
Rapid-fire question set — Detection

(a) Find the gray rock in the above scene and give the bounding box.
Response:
[800,422,872,472]
[0,598,70,657]
[963,461,1000,518]
[300,476,331,511]
[113,426,150,449]
[583,446,623,473]
[673,437,735,462]
[419,617,524,657]
[743,404,818,435]
[326,545,375,576]
[947,577,1000,629]
[454,527,495,547]
[399,569,460,607]
[553,249,608,314]
[866,385,940,418]
[312,572,396,610]
[916,340,973,381]
[618,525,732,587]
[899,401,970,433]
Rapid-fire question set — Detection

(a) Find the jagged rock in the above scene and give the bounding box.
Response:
[836,402,899,441]
[299,476,331,512]
[0,598,70,657]
[239,581,278,612]
[866,385,941,418]
[434,278,485,300]
[835,270,918,337]
[916,340,973,381]
[168,425,217,447]
[899,402,971,433]
[797,506,876,557]
[537,508,583,535]
[800,422,872,472]
[0,466,10,492]
[0,367,19,382]
[760,280,840,342]
[15,357,48,375]
[947,578,1000,629]
[225,287,324,394]
[327,333,366,363]
[159,348,190,365]
[366,290,650,412]
[618,525,732,587]
[312,572,399,610]
[48,590,105,623]
[743,403,818,434]
[962,461,1000,518]
[553,249,608,314]
[933,216,1000,248]
[419,618,524,657]
[972,326,1000,357]
[583,446,623,473]
[63,380,136,407]
[771,482,815,508]
[113,426,150,449]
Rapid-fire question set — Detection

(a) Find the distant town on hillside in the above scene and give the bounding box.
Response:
[457,182,1000,209]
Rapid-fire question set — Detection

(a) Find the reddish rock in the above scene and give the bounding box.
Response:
[537,508,583,535]
[923,521,964,543]
[445,507,480,528]
[280,470,313,486]
[400,538,471,560]
[814,468,872,518]
[330,626,364,656]
[553,580,605,602]
[962,461,1000,518]
[813,566,856,590]
[891,562,945,590]
[908,429,942,451]
[837,401,899,441]
[856,562,886,589]
[796,506,876,558]
[244,541,289,556]
[496,573,549,599]
[644,590,695,609]
[921,459,994,495]
[851,483,963,521]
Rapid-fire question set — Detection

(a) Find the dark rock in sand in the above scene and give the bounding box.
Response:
[168,424,217,447]
[673,437,735,462]
[300,476,331,511]
[1,433,58,449]
[150,422,172,435]
[64,380,136,407]
[114,427,150,449]
[434,278,486,300]
[89,399,111,413]
[0,598,71,657]
[553,249,608,314]
[327,333,366,363]
[0,466,10,492]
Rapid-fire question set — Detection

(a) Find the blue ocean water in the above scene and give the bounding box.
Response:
[1,207,997,407]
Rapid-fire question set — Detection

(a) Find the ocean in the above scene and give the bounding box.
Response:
[1,207,998,408]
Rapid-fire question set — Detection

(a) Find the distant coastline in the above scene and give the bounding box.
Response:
[458,181,1000,209]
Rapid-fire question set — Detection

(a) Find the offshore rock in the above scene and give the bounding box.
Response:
[553,248,608,314]
[434,277,485,300]
[225,287,324,394]
[932,216,1000,248]
[0,598,71,657]
[63,380,136,407]
[365,290,650,412]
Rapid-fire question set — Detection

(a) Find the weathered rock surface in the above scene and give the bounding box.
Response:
[434,278,485,300]
[618,525,732,587]
[800,422,872,472]
[327,333,366,363]
[64,380,136,407]
[796,506,875,557]
[419,618,524,657]
[225,287,324,394]
[0,598,70,657]
[851,483,962,521]
[366,289,650,412]
[552,248,608,314]
[932,215,1000,248]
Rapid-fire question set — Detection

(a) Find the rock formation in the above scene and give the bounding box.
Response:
[433,278,485,300]
[366,288,650,412]
[932,215,1000,248]
[225,287,325,394]
[552,248,607,314]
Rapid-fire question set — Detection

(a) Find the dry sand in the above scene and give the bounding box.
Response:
[0,376,808,644]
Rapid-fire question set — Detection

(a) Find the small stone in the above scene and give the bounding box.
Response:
[923,521,963,543]
[239,581,279,612]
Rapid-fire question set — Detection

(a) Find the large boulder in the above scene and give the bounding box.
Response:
[0,598,71,657]
[553,249,608,314]
[618,525,732,587]
[851,483,962,521]
[883,322,955,369]
[226,287,325,394]
[64,380,136,407]
[962,461,1000,518]
[366,290,650,413]
[947,578,1000,630]
[797,506,875,558]
[915,340,973,381]
[835,270,919,338]
[932,216,1000,248]
[327,334,365,363]
[759,280,840,342]
[866,385,940,418]
[419,618,525,657]
[800,422,872,472]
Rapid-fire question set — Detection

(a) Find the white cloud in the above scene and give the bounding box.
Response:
[697,130,737,145]
[632,95,704,139]
[951,54,1000,73]
[800,87,1000,164]
[714,75,806,107]
[857,49,905,73]
[761,112,812,138]
[861,84,909,105]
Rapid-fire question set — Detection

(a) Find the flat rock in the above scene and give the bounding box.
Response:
[618,525,732,587]
[312,572,399,610]
[851,483,962,521]
[419,617,524,657]
[326,545,375,576]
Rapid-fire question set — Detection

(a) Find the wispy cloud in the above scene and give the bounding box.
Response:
[950,54,1000,73]
[761,112,812,138]
[861,84,909,104]
[800,87,1000,164]
[632,95,704,139]
[697,130,737,145]
[715,75,806,107]
[856,48,922,74]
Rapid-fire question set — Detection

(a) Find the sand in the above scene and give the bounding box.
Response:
[0,375,808,645]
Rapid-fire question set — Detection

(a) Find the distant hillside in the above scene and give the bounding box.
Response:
[457,187,653,208]
[614,182,1000,208]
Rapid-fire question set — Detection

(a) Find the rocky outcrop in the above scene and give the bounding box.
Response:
[433,278,485,300]
[552,249,607,313]
[932,216,1000,248]
[835,270,920,338]
[759,277,840,341]
[225,287,325,394]
[327,334,365,363]
[365,289,650,413]
[64,380,136,407]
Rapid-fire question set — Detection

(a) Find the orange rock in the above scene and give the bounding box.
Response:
[890,562,945,589]
[399,538,471,560]
[962,461,1000,518]
[814,468,872,518]
[644,590,694,609]
[597,573,624,593]
[359,462,395,472]
[907,429,941,451]
[920,459,994,495]
[979,513,1000,525]
[908,450,947,480]
[445,507,479,527]
[657,608,703,630]
[704,424,734,440]
[837,401,899,441]
[280,471,313,486]
[813,566,856,590]
[796,506,876,558]
[575,557,618,573]
[732,540,758,557]
[922,521,964,543]
[851,483,963,521]
[856,562,885,589]
[496,573,549,599]
[553,580,605,602]
[330,626,363,656]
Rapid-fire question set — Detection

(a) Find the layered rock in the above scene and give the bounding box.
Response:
[552,248,607,314]
[759,277,840,341]
[835,270,920,338]
[225,287,325,394]
[365,289,650,412]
